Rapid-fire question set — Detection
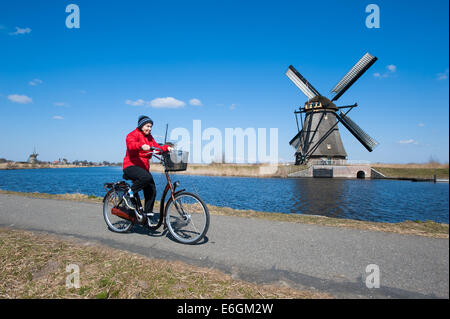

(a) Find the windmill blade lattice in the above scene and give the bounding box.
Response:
[331,52,377,102]
[286,65,321,100]
[336,112,379,152]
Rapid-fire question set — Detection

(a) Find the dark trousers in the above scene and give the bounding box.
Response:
[123,165,156,213]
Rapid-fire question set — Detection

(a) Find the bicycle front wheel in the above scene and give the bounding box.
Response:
[165,192,210,244]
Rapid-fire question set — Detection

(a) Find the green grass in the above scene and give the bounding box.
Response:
[372,167,449,179]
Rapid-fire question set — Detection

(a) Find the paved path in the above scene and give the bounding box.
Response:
[0,193,448,298]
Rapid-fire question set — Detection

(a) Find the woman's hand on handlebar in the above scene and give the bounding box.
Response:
[141,144,151,151]
[142,144,172,153]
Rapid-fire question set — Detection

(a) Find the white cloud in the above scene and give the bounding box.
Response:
[417,123,425,127]
[10,27,32,35]
[437,68,449,81]
[52,116,64,120]
[374,64,397,78]
[53,102,69,107]
[126,97,187,108]
[125,99,146,106]
[387,64,397,72]
[229,103,237,110]
[29,78,43,86]
[150,97,185,108]
[189,98,202,106]
[8,94,32,104]
[397,139,418,145]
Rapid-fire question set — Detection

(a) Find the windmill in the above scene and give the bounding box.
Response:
[28,147,39,164]
[286,52,379,165]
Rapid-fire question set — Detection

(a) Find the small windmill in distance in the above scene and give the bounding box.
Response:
[286,52,379,165]
[28,147,39,164]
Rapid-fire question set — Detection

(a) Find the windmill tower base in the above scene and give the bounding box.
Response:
[288,163,372,179]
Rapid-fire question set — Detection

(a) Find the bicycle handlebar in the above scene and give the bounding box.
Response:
[143,146,170,156]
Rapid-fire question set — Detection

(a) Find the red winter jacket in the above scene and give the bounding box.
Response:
[122,128,169,171]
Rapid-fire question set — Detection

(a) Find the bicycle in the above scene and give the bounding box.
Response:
[103,147,210,244]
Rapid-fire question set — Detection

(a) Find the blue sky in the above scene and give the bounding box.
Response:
[0,0,448,164]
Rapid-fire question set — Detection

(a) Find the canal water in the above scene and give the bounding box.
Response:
[0,166,448,223]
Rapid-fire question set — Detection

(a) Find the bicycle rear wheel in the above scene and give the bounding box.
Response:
[103,189,134,233]
[165,192,209,244]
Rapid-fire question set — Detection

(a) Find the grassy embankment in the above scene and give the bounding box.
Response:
[371,163,449,180]
[0,162,300,177]
[2,162,448,180]
[150,162,306,178]
[150,162,450,180]
[0,227,330,299]
[0,163,101,170]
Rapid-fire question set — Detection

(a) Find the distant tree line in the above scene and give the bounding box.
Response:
[0,157,122,166]
[61,160,122,166]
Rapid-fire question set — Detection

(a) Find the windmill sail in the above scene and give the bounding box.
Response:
[286,65,320,100]
[331,52,377,102]
[336,112,378,152]
[289,130,303,150]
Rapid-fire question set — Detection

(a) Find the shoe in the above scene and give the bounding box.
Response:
[145,211,155,217]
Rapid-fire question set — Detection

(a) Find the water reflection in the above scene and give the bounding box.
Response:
[290,178,347,218]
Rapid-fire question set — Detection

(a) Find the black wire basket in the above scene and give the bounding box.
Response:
[163,150,189,171]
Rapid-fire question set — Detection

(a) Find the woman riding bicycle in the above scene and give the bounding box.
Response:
[122,115,173,217]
